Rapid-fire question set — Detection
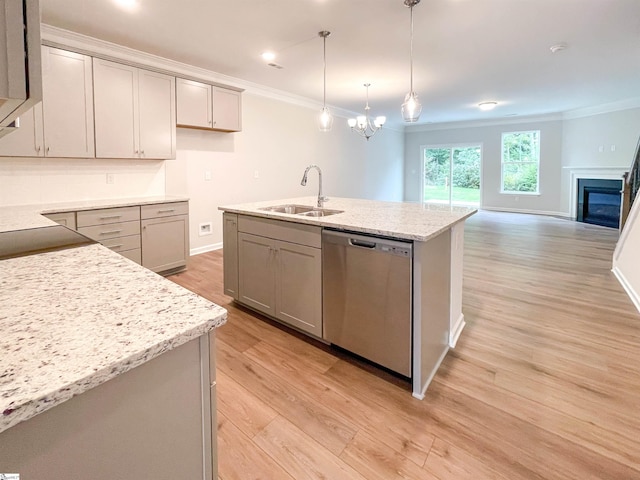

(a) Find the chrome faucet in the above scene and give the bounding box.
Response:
[300,164,328,208]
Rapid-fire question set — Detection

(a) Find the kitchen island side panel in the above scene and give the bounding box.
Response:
[0,336,212,480]
[412,230,451,399]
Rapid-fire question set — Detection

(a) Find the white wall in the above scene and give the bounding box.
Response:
[404,118,564,215]
[560,108,640,215]
[0,157,165,206]
[166,93,405,252]
[613,196,640,313]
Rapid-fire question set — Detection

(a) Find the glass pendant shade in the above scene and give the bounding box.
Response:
[402,92,422,123]
[318,106,333,131]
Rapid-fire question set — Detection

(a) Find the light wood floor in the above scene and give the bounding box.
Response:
[169,211,640,480]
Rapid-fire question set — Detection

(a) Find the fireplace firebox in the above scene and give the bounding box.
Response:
[576,178,622,228]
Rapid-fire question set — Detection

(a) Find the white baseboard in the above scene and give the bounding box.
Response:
[412,346,450,400]
[190,242,223,257]
[612,266,640,314]
[481,206,571,218]
[450,314,466,348]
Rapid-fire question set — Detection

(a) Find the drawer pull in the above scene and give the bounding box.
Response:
[108,244,124,250]
[99,215,122,220]
[157,209,176,213]
[100,230,122,235]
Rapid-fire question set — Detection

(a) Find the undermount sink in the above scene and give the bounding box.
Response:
[260,204,315,214]
[298,208,344,217]
[259,204,343,217]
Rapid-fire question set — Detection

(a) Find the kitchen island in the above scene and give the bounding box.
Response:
[219,196,476,398]
[0,206,226,479]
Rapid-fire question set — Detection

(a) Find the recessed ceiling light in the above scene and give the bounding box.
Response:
[113,0,139,11]
[261,51,276,62]
[478,101,498,111]
[550,43,568,53]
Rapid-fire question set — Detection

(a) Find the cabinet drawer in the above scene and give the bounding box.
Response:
[120,248,142,265]
[78,220,140,241]
[77,206,140,227]
[238,215,321,248]
[102,234,141,253]
[141,201,189,220]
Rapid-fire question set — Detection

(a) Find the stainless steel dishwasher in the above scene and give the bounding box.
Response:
[322,229,412,377]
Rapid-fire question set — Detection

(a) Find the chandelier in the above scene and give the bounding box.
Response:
[347,84,386,141]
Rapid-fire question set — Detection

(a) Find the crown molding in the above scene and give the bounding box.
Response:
[562,97,640,120]
[404,112,564,133]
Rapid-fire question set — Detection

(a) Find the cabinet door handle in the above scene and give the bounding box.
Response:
[140,150,145,156]
[36,146,41,153]
[100,230,122,235]
[99,215,122,220]
[46,146,50,154]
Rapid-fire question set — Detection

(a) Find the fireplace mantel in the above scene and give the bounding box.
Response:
[564,166,627,219]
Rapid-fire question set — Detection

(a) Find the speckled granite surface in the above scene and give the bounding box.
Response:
[0,195,226,434]
[0,243,226,434]
[220,196,476,242]
[0,195,189,233]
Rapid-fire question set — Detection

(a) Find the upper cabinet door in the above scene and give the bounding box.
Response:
[93,59,139,158]
[176,78,212,129]
[41,47,95,158]
[213,87,241,132]
[138,70,176,159]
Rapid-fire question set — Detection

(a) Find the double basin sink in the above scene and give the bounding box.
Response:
[259,204,343,218]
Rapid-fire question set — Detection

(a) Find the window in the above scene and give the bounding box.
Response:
[501,130,540,193]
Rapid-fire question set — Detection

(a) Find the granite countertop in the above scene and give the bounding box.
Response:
[220,196,477,242]
[0,195,226,434]
[0,195,189,233]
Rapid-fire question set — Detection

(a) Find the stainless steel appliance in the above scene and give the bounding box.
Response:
[322,229,412,377]
[0,0,42,138]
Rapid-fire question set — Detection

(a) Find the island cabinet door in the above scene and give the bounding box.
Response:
[238,232,276,317]
[275,240,322,337]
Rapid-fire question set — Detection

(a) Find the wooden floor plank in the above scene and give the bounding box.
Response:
[253,416,368,480]
[217,412,295,480]
[169,210,640,480]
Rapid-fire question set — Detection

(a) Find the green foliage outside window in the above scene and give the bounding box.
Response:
[501,131,540,193]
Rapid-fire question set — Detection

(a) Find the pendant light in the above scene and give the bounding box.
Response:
[318,31,333,131]
[402,0,422,123]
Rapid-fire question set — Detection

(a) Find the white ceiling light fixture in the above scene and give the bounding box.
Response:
[478,101,498,111]
[318,31,333,132]
[401,0,422,123]
[348,83,386,141]
[261,51,276,62]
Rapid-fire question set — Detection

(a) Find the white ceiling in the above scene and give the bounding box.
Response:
[40,0,640,127]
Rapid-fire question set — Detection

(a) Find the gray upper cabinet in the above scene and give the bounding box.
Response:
[93,59,176,159]
[176,78,242,132]
[0,46,94,158]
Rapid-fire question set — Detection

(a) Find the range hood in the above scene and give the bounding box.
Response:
[0,0,42,139]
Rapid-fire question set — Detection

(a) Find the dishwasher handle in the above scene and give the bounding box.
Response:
[349,238,376,249]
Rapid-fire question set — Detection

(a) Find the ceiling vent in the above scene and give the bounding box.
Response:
[267,62,284,69]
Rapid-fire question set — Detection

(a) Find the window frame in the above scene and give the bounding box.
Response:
[500,130,541,195]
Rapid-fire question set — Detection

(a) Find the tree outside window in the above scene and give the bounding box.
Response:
[501,130,540,193]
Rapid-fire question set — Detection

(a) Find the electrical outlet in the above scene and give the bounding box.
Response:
[254,170,259,179]
[205,171,212,181]
[199,222,213,236]
[106,173,115,184]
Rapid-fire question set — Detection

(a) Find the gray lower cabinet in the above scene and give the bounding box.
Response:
[222,213,238,299]
[77,206,142,264]
[141,202,189,273]
[44,211,76,230]
[236,215,322,337]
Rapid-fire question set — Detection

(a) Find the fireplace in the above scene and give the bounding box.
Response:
[576,178,622,228]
